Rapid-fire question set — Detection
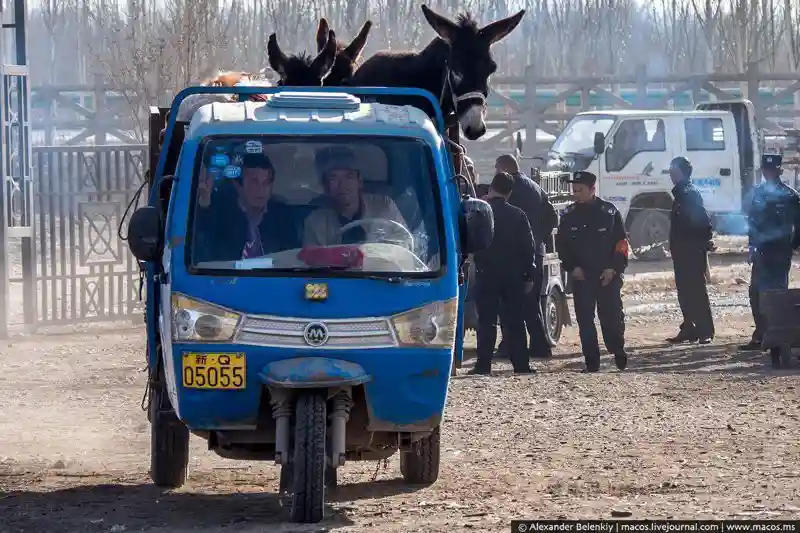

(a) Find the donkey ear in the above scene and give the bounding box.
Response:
[343,20,372,61]
[311,30,338,80]
[267,33,288,78]
[421,4,459,44]
[478,10,526,45]
[316,18,331,52]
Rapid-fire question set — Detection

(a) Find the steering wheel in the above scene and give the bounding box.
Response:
[338,218,415,251]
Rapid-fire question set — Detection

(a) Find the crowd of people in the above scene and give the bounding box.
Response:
[466,152,800,374]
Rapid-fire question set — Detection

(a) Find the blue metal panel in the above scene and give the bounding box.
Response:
[260,357,371,388]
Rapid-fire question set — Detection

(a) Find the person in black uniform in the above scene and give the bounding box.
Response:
[665,156,715,344]
[468,172,536,376]
[739,153,800,352]
[555,171,629,372]
[494,154,558,359]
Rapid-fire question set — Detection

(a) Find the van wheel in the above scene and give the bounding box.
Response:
[543,287,565,346]
[400,426,440,485]
[629,209,670,260]
[149,373,190,488]
[291,392,327,523]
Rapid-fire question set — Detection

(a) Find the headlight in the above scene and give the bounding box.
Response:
[171,293,241,342]
[391,298,458,348]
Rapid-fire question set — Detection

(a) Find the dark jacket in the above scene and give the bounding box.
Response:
[193,199,300,263]
[555,197,628,275]
[743,180,800,250]
[669,180,712,249]
[508,171,558,256]
[474,197,535,283]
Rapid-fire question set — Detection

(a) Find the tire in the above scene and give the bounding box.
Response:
[543,287,565,346]
[400,426,441,485]
[290,392,327,523]
[149,371,190,488]
[629,208,670,260]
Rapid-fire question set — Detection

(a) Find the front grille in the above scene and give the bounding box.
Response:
[236,315,397,349]
[539,172,572,196]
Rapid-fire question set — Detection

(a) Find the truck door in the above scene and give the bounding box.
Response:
[695,101,759,209]
[680,114,739,212]
[602,116,675,210]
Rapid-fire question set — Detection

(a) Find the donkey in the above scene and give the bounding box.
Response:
[350,5,525,141]
[267,32,338,86]
[314,18,373,86]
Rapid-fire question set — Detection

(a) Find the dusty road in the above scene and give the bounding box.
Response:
[1,251,799,532]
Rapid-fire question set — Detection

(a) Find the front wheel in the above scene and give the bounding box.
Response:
[543,286,566,347]
[629,208,670,261]
[291,392,328,523]
[149,372,190,488]
[400,426,441,485]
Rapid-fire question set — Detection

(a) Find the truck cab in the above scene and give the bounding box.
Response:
[537,100,759,258]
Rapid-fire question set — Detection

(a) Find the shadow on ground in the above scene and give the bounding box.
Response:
[0,483,356,532]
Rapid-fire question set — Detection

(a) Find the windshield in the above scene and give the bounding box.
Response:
[551,115,616,154]
[188,136,443,277]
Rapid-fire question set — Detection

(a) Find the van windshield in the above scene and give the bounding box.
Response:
[551,115,616,154]
[188,136,443,277]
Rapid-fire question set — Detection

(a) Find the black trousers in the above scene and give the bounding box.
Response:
[672,245,714,339]
[497,258,552,355]
[475,273,531,373]
[572,274,625,369]
[749,247,792,342]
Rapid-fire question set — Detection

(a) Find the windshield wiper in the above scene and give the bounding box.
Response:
[285,265,404,283]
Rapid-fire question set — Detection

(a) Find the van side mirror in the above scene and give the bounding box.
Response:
[127,206,163,262]
[459,197,494,255]
[593,132,605,154]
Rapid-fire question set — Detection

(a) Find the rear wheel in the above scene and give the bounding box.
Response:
[149,367,190,488]
[400,426,441,485]
[290,392,327,523]
[629,208,670,260]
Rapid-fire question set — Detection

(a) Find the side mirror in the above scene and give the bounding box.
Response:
[127,205,163,262]
[459,197,494,255]
[593,132,605,155]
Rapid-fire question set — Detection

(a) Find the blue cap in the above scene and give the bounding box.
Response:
[762,153,782,170]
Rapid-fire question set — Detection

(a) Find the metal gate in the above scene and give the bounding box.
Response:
[28,144,148,326]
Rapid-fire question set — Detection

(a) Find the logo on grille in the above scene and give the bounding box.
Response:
[303,322,329,347]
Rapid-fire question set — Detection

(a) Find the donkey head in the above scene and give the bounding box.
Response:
[315,18,373,86]
[267,32,338,86]
[421,4,525,140]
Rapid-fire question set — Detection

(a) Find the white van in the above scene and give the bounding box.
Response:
[533,100,760,258]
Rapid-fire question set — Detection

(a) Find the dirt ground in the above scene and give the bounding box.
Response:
[1,247,799,532]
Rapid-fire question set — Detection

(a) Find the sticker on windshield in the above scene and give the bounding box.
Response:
[223,165,242,179]
[207,166,222,180]
[244,140,263,154]
[210,153,230,167]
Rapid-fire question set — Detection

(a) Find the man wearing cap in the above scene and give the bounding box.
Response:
[468,172,536,376]
[194,151,299,262]
[739,153,800,352]
[555,171,629,372]
[303,146,410,248]
[665,156,715,345]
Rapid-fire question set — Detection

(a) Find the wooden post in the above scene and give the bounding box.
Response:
[93,73,107,145]
[746,62,761,131]
[523,64,540,155]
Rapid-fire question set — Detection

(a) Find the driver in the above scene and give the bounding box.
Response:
[302,146,409,246]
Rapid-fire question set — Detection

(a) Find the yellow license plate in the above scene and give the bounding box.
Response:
[182,352,246,390]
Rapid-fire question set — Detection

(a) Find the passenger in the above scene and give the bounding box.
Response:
[196,151,298,262]
[303,146,409,247]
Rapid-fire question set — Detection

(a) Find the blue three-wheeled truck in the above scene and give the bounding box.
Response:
[126,86,497,523]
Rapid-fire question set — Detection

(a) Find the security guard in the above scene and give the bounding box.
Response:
[468,172,536,375]
[665,156,715,344]
[555,171,629,372]
[739,153,800,352]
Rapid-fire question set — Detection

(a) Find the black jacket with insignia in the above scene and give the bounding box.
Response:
[555,197,629,275]
[474,197,536,282]
[669,179,712,248]
[743,180,800,250]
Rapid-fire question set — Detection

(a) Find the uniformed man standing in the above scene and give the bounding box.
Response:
[665,156,715,344]
[739,154,800,352]
[468,172,536,376]
[555,171,629,372]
